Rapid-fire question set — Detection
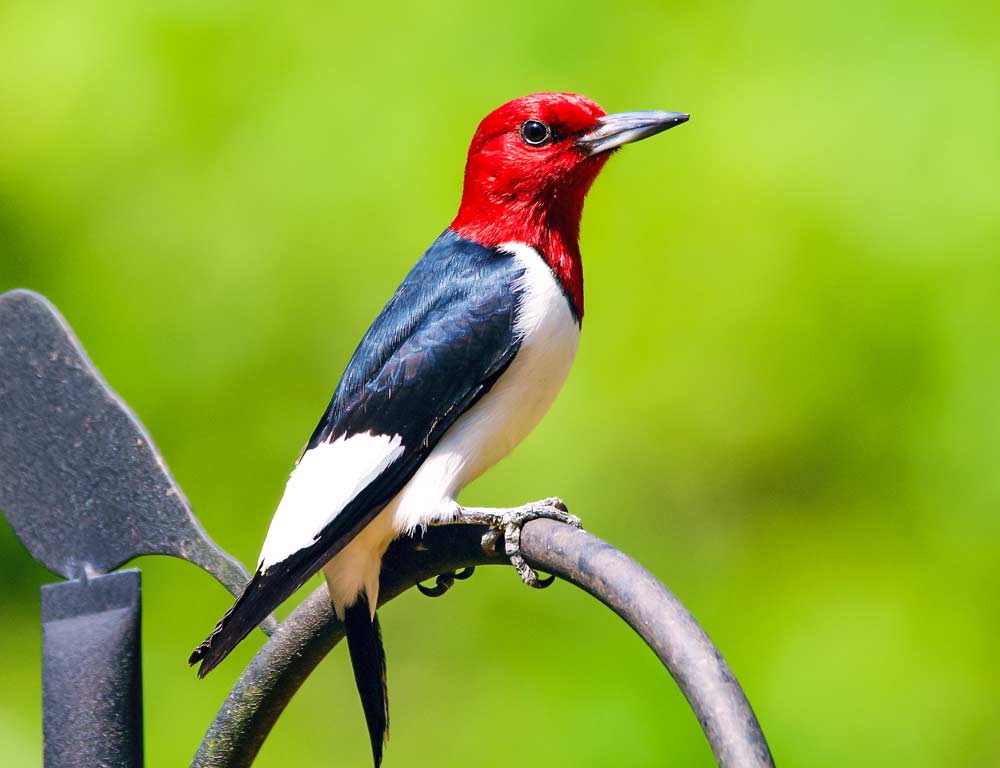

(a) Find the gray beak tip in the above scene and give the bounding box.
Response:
[577,110,690,155]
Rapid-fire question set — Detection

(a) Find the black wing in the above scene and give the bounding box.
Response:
[190,230,525,674]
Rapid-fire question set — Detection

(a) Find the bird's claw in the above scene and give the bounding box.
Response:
[416,566,475,598]
[478,497,581,589]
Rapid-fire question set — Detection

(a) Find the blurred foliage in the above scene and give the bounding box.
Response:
[1,0,998,765]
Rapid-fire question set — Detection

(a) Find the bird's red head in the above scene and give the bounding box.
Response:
[452,92,688,318]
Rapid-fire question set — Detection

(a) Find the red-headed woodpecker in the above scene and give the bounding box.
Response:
[190,92,688,766]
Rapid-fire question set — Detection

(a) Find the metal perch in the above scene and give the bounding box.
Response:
[193,519,775,768]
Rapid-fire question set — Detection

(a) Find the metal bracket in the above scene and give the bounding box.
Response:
[0,289,262,617]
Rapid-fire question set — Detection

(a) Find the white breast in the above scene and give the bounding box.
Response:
[390,241,581,532]
[324,242,581,611]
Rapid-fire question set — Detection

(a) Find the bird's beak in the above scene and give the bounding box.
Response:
[576,111,689,156]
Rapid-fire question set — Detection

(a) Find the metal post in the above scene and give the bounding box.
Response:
[0,288,272,767]
[41,569,144,768]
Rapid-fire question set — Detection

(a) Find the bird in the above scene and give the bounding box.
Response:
[189,92,688,766]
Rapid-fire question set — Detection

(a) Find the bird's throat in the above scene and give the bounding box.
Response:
[452,196,586,320]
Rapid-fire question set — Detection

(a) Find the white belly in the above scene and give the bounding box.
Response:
[324,242,580,612]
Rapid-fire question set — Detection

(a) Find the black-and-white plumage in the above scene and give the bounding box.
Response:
[189,92,688,768]
[189,232,580,759]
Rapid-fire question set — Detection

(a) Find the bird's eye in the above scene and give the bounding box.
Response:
[520,120,552,147]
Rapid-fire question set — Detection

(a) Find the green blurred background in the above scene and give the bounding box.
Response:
[2,0,998,765]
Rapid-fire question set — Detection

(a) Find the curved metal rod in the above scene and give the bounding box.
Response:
[192,521,774,768]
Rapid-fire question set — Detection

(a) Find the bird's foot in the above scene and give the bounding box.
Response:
[452,498,582,588]
[416,566,475,597]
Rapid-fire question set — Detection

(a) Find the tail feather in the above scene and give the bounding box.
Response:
[344,594,389,768]
[188,570,271,677]
[190,535,349,676]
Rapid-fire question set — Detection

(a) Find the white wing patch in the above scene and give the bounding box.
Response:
[257,431,404,570]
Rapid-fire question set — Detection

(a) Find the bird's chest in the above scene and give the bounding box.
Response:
[441,244,580,483]
[389,243,580,531]
[494,253,580,440]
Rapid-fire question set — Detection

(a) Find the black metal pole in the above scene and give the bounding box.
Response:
[41,569,144,768]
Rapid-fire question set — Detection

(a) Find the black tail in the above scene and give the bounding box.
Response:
[190,541,347,677]
[344,595,389,768]
[188,570,273,677]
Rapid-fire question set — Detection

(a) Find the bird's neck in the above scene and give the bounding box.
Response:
[452,196,586,320]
